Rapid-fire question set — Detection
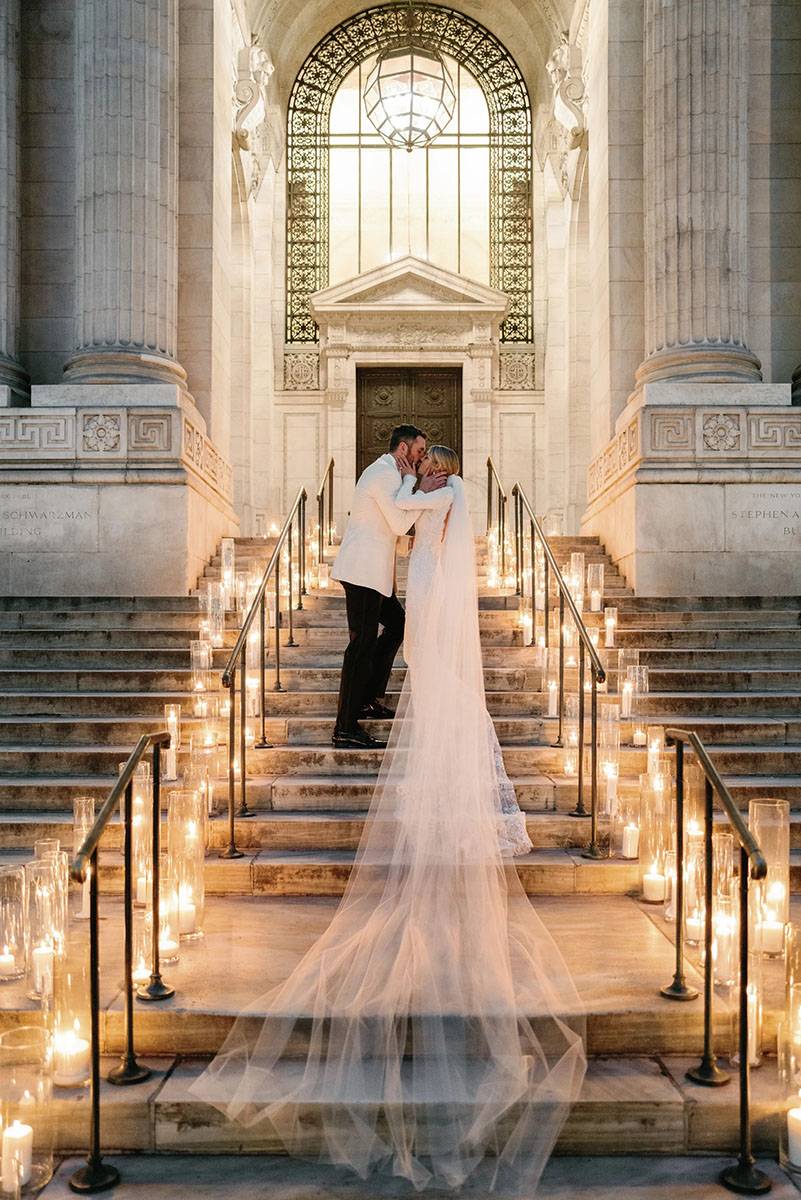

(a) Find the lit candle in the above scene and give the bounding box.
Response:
[53,1021,91,1087]
[133,955,150,986]
[160,936,179,959]
[604,609,616,648]
[547,680,558,718]
[621,823,639,859]
[31,944,54,995]
[318,563,330,589]
[0,944,16,978]
[632,724,647,747]
[685,911,704,944]
[590,589,602,612]
[643,866,666,903]
[604,764,618,804]
[648,737,662,778]
[788,1099,801,1167]
[2,1120,33,1191]
[620,679,633,719]
[178,885,196,936]
[760,915,785,956]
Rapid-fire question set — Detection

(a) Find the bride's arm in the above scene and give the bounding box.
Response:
[394,487,453,512]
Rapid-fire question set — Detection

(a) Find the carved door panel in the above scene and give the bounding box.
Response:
[356,367,462,479]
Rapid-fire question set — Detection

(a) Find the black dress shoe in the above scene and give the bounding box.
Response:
[332,724,387,750]
[360,700,395,720]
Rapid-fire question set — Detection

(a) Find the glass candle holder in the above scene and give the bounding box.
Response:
[603,606,617,649]
[750,797,790,957]
[220,537,236,609]
[52,949,91,1088]
[712,894,738,988]
[587,562,604,612]
[130,763,152,909]
[0,867,27,983]
[543,511,563,538]
[131,909,151,989]
[167,789,206,941]
[318,561,330,589]
[163,703,181,782]
[731,951,763,1069]
[562,695,579,777]
[639,770,671,903]
[518,594,533,645]
[569,552,585,613]
[545,648,560,719]
[0,1026,54,1194]
[613,792,640,861]
[780,925,801,1178]
[713,828,735,902]
[646,726,665,778]
[190,639,213,713]
[72,796,95,922]
[186,741,216,817]
[663,850,676,921]
[149,855,180,965]
[25,861,60,1000]
[627,666,649,742]
[599,702,621,809]
[204,581,225,647]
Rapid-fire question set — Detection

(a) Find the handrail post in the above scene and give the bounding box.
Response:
[686,777,730,1087]
[661,739,698,1001]
[286,522,296,646]
[255,593,271,749]
[236,652,252,818]
[107,780,151,1084]
[570,639,589,819]
[499,491,506,578]
[137,741,174,998]
[486,459,492,535]
[299,493,307,601]
[582,671,605,857]
[719,847,772,1195]
[318,490,324,566]
[273,567,283,692]
[514,488,522,596]
[327,460,334,545]
[554,591,565,747]
[219,670,244,859]
[68,846,120,1195]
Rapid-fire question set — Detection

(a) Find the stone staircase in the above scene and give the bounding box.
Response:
[0,532,796,1163]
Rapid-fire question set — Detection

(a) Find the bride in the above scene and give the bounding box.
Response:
[191,447,586,1195]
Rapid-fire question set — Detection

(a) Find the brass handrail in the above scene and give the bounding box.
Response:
[486,456,507,576]
[660,728,770,1197]
[69,729,173,1194]
[316,457,335,564]
[511,481,606,857]
[219,484,308,859]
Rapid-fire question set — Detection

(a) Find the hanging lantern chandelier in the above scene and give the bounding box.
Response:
[363,5,456,151]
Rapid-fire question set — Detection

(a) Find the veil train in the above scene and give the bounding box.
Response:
[190,475,586,1194]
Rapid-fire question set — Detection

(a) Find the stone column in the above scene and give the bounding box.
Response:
[635,0,761,386]
[64,0,187,387]
[0,0,28,403]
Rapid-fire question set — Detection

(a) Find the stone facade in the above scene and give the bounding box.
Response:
[1,0,799,594]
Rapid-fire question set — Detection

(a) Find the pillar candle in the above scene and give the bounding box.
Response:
[1,1120,33,1190]
[53,1025,91,1087]
[643,869,665,903]
[788,1103,801,1167]
[0,945,16,977]
[622,824,639,859]
[31,944,54,995]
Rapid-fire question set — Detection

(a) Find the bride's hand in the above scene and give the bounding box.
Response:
[419,471,447,493]
[396,452,417,478]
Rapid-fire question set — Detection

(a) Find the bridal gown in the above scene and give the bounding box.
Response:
[190,475,586,1196]
[398,482,533,858]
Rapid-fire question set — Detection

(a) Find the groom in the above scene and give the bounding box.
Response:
[330,425,447,749]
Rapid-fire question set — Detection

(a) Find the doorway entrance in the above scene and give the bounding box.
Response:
[355,367,463,478]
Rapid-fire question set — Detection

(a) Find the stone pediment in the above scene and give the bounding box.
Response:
[310,256,508,320]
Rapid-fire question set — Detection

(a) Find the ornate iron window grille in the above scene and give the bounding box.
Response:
[286,2,533,345]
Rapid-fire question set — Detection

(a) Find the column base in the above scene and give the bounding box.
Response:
[0,353,30,406]
[635,344,762,388]
[63,347,188,389]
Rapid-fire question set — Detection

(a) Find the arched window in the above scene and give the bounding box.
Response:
[286,3,532,344]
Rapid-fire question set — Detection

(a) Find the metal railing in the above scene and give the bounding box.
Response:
[660,729,771,1197]
[220,485,308,859]
[486,457,507,578]
[317,457,335,566]
[509,479,607,856]
[69,730,173,1194]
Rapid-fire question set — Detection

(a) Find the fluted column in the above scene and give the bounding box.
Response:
[636,0,761,386]
[0,0,28,402]
[64,0,186,387]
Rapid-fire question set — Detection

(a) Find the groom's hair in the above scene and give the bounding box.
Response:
[389,424,425,451]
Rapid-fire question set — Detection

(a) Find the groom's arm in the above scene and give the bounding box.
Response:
[369,472,421,536]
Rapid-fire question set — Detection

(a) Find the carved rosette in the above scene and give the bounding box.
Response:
[284,352,319,391]
[499,351,536,391]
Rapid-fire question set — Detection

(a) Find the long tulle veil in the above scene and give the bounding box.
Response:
[191,475,586,1194]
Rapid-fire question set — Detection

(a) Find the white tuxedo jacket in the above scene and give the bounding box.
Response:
[331,454,448,597]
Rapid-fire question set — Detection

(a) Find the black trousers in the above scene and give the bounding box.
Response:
[335,582,405,731]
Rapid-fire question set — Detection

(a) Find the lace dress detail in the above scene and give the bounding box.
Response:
[405,491,533,859]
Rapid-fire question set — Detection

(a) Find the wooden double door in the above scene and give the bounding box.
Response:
[356,367,462,479]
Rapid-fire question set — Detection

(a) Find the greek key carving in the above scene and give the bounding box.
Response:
[748,413,801,451]
[0,414,73,452]
[650,412,693,453]
[128,412,172,453]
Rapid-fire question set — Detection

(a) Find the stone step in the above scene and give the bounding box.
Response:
[35,1155,795,1196]
[0,610,207,630]
[0,595,200,611]
[0,894,783,1061]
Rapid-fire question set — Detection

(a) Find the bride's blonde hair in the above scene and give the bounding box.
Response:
[427,444,460,476]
